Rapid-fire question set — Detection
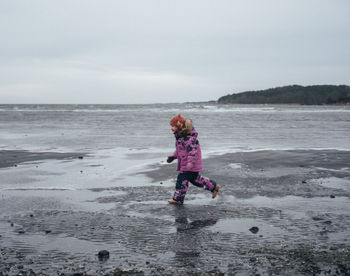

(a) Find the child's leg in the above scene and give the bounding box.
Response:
[172,172,190,203]
[191,174,217,193]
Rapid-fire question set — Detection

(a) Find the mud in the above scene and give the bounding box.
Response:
[0,150,350,275]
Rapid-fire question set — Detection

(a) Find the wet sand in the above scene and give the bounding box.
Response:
[1,149,350,275]
[0,150,85,168]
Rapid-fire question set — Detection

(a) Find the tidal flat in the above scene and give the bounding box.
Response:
[1,149,350,275]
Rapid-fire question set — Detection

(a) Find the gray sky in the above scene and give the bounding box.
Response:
[1,0,349,104]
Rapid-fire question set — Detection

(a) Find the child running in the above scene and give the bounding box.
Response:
[167,114,220,204]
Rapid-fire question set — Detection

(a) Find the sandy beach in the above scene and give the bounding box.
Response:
[1,149,350,275]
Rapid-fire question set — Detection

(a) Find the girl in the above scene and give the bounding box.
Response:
[167,114,220,204]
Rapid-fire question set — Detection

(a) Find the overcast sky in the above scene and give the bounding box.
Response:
[1,0,349,104]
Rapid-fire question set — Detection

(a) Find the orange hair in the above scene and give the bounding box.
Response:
[170,114,186,128]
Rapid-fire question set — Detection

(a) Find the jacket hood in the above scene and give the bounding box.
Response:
[175,127,197,139]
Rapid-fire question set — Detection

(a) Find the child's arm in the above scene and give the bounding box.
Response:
[167,149,178,163]
[185,136,199,170]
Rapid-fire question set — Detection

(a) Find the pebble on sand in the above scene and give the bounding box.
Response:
[98,250,110,262]
[249,226,259,234]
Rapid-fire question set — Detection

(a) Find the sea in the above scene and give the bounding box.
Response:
[1,103,349,153]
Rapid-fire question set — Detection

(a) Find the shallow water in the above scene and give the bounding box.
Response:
[1,103,350,152]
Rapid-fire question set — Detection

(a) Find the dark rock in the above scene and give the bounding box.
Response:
[78,156,84,159]
[112,268,145,275]
[98,250,109,262]
[208,268,225,276]
[330,195,335,198]
[302,180,307,184]
[249,226,259,234]
[45,230,52,234]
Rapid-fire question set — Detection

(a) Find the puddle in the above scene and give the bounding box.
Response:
[0,221,112,254]
[328,231,350,244]
[227,163,244,169]
[210,218,284,237]
[126,210,174,223]
[240,195,350,214]
[312,166,350,173]
[312,177,350,191]
[184,194,219,205]
[1,188,122,212]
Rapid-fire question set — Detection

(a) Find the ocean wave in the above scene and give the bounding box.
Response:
[1,104,349,113]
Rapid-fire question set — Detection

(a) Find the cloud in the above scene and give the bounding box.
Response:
[0,0,349,103]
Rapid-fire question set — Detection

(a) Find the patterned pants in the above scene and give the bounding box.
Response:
[173,171,217,203]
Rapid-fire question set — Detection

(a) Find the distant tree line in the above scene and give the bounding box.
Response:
[218,85,350,105]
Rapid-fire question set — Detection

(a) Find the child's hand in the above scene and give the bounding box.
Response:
[167,156,176,163]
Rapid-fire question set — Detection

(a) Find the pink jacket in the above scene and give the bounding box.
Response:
[169,127,203,172]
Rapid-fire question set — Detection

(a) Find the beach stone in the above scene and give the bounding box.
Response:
[249,226,259,234]
[97,250,109,262]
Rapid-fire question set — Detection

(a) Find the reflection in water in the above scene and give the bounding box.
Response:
[172,206,217,268]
